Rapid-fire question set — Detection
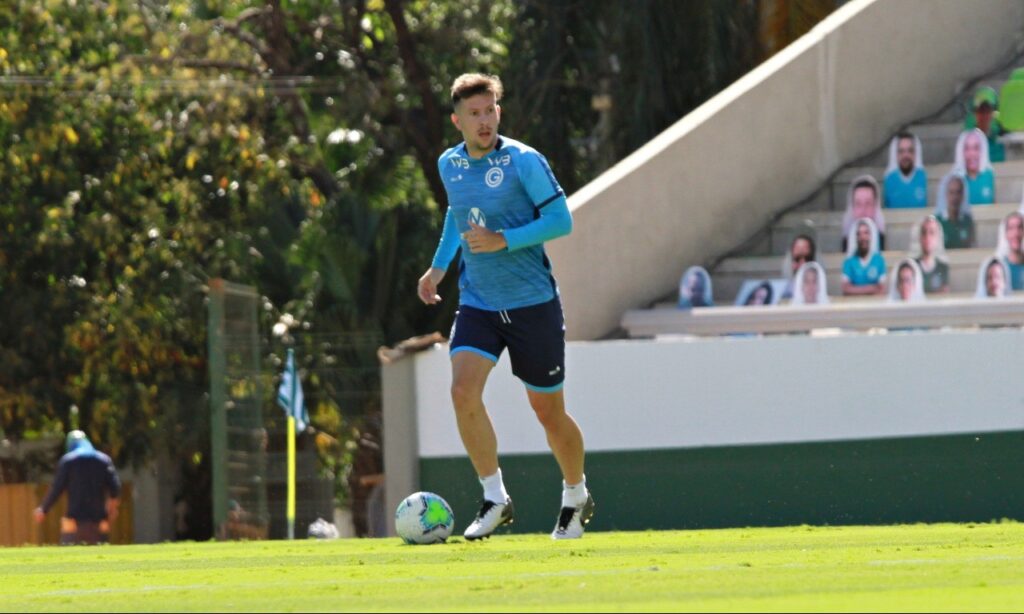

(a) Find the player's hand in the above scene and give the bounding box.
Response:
[33,507,45,524]
[463,222,507,254]
[417,267,446,305]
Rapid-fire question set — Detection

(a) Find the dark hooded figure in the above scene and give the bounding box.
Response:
[34,430,121,545]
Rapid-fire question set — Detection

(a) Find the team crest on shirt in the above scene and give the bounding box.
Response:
[468,207,487,227]
[485,167,504,188]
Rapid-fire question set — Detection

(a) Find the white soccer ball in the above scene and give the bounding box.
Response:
[395,491,455,545]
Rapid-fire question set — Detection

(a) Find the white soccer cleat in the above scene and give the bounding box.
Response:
[463,497,515,541]
[551,493,595,540]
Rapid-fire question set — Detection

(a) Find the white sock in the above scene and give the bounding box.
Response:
[561,475,588,508]
[480,469,509,504]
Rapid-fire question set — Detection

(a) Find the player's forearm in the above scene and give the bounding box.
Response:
[502,197,572,251]
[431,208,460,269]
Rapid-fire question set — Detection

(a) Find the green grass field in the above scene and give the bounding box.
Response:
[3,523,1024,612]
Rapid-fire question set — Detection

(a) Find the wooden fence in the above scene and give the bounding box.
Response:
[0,483,133,546]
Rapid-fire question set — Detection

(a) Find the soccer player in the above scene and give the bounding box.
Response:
[417,73,594,540]
[34,430,121,545]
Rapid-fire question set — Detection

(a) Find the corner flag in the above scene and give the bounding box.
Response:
[276,347,307,539]
[277,348,308,432]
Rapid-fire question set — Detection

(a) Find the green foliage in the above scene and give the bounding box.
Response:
[0,0,835,517]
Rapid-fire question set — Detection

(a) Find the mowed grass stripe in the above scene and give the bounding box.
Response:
[1,523,1023,612]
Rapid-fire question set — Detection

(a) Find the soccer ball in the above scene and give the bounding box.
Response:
[395,491,455,545]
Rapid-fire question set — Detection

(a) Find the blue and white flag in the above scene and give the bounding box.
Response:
[277,348,308,431]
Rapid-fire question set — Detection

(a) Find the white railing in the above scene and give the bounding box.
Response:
[622,298,1024,337]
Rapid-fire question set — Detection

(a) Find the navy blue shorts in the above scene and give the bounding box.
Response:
[449,298,566,392]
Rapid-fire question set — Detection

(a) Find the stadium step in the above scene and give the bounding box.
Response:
[828,160,1024,212]
[769,202,1015,256]
[711,247,994,303]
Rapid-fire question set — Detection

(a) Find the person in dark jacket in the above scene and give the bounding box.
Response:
[34,430,121,545]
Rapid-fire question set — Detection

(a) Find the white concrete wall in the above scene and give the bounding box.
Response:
[408,329,1024,458]
[550,0,1024,340]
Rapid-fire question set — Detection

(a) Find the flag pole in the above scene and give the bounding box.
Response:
[287,347,297,541]
[287,413,296,540]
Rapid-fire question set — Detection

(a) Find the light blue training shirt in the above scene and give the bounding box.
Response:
[883,168,928,208]
[432,136,573,311]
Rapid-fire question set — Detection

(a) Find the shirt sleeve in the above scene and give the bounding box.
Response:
[517,149,564,209]
[502,150,572,251]
[503,196,573,252]
[40,458,70,513]
[431,207,461,270]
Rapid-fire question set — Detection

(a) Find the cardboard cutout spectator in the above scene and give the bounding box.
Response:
[741,281,775,306]
[790,261,829,306]
[842,218,887,297]
[909,215,950,294]
[976,256,1012,298]
[841,175,886,252]
[934,170,975,249]
[678,266,713,309]
[888,258,926,303]
[964,86,1006,163]
[781,234,816,300]
[884,132,928,208]
[996,211,1024,290]
[954,128,995,205]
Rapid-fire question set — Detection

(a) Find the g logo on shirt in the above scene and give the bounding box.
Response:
[485,167,504,188]
[468,207,487,227]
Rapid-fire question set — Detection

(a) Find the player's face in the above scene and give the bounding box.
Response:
[897,138,915,174]
[452,93,500,157]
[898,266,915,301]
[987,262,1005,297]
[964,133,981,174]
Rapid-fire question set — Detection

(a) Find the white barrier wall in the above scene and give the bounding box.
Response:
[382,327,1024,523]
[408,329,1024,458]
[550,0,1024,340]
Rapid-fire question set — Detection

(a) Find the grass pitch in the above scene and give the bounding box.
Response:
[3,523,1024,612]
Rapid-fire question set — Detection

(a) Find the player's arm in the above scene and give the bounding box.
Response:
[419,207,459,304]
[105,459,122,521]
[500,149,572,251]
[501,196,572,251]
[34,459,70,522]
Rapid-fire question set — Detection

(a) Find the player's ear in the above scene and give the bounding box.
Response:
[450,112,461,131]
[495,104,501,122]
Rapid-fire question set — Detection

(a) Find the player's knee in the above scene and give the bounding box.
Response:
[530,399,564,428]
[450,380,483,410]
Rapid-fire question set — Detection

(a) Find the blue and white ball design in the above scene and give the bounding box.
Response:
[395,491,455,545]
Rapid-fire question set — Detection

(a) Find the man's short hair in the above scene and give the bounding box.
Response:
[451,73,503,109]
[852,179,877,198]
[896,131,916,145]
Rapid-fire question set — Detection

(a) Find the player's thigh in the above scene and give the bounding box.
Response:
[505,298,565,393]
[449,305,504,403]
[450,350,496,403]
